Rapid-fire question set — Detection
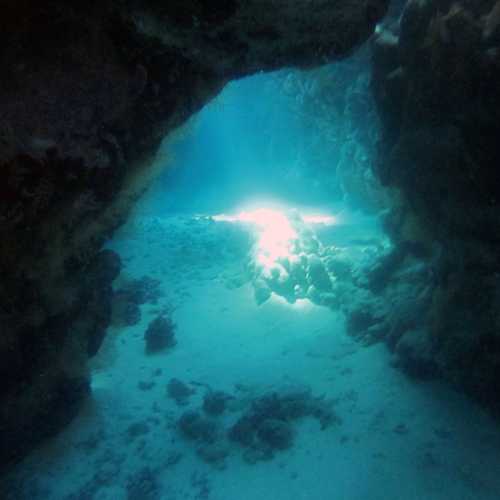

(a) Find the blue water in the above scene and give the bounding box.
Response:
[149,62,364,216]
[4,56,500,500]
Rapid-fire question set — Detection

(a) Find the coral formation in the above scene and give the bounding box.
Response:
[144,314,177,353]
[178,383,339,466]
[248,210,350,306]
[228,386,339,460]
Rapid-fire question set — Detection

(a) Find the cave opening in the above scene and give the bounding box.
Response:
[12,53,498,500]
[94,54,408,495]
[113,54,389,309]
[4,1,500,497]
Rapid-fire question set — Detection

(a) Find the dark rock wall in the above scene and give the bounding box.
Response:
[0,0,387,469]
[372,0,500,411]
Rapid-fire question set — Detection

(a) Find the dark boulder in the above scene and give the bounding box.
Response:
[144,315,177,353]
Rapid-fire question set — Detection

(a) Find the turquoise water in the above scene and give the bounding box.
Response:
[4,60,500,500]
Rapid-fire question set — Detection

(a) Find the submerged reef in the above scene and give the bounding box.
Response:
[248,209,394,311]
[0,0,387,468]
[249,210,338,306]
[371,0,500,411]
[177,383,339,466]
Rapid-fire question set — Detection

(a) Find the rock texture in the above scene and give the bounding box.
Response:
[372,0,500,411]
[0,0,387,468]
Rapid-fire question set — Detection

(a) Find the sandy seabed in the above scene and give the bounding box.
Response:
[5,211,500,500]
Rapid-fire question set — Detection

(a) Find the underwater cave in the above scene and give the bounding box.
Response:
[2,0,500,499]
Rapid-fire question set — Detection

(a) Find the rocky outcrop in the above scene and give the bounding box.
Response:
[372,0,500,411]
[0,249,121,468]
[0,0,388,468]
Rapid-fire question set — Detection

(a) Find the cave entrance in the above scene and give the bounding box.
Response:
[13,44,500,500]
[114,53,389,311]
[90,52,399,495]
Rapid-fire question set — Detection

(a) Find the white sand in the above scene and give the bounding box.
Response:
[8,213,500,500]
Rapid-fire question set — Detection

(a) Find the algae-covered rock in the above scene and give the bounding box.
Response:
[144,315,177,353]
